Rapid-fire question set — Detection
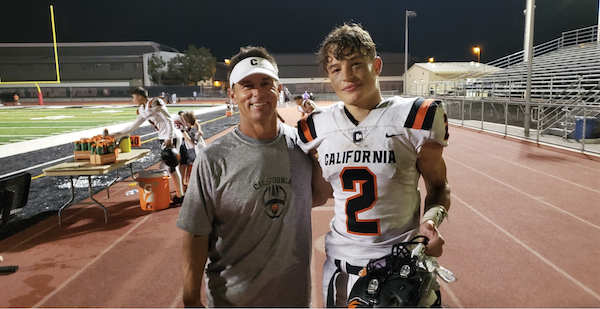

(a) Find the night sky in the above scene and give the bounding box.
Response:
[2,0,599,64]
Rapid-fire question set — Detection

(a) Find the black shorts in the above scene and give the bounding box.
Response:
[179,143,196,165]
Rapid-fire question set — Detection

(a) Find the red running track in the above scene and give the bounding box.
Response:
[0,104,599,307]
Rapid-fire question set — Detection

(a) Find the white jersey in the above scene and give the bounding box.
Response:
[297,96,449,266]
[123,97,180,141]
[297,99,317,114]
[173,113,195,148]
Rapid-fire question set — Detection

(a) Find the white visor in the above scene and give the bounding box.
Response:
[229,57,279,87]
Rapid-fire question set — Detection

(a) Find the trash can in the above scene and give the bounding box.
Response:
[574,116,596,141]
[137,169,170,211]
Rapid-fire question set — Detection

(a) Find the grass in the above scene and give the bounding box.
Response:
[0,106,168,145]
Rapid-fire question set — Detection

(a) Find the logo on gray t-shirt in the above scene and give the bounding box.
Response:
[262,184,287,218]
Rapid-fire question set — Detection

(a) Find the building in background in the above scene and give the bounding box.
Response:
[0,42,180,87]
[404,61,501,96]
[0,42,411,100]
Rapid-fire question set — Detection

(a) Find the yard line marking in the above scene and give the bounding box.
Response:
[453,193,600,302]
[456,143,600,194]
[0,127,111,129]
[445,156,600,230]
[0,135,49,137]
[32,215,151,308]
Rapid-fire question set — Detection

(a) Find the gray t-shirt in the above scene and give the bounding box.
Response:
[176,123,313,307]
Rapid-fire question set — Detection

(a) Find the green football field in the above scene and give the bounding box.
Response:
[0,106,143,145]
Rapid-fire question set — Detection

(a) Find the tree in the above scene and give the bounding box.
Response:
[173,45,216,85]
[148,54,167,85]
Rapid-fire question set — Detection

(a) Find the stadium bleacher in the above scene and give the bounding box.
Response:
[416,25,600,154]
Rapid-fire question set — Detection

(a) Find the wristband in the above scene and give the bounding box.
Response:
[421,205,448,227]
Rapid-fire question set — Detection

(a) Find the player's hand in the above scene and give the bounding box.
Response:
[419,220,445,257]
[164,139,173,148]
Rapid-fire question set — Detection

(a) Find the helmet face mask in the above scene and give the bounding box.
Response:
[347,238,434,307]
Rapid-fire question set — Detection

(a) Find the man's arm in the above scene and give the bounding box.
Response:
[181,231,209,307]
[310,150,332,206]
[416,142,450,257]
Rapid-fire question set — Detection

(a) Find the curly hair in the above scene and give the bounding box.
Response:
[317,23,377,72]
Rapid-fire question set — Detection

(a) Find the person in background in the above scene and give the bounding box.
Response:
[294,95,317,118]
[110,87,185,205]
[284,87,292,107]
[173,109,202,192]
[302,90,310,101]
[177,46,331,307]
[297,23,451,307]
[13,93,20,106]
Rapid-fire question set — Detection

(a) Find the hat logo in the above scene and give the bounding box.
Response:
[250,58,258,65]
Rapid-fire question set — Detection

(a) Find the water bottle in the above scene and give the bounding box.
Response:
[126,189,138,196]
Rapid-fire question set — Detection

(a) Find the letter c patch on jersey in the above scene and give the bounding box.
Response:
[298,114,317,143]
[404,97,438,130]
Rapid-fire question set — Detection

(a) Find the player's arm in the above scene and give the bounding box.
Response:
[111,115,146,140]
[417,142,450,257]
[181,130,194,145]
[181,231,208,308]
[310,149,332,206]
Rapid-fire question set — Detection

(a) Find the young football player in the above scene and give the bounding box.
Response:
[297,23,451,307]
[110,87,185,205]
[173,110,203,192]
[294,95,317,118]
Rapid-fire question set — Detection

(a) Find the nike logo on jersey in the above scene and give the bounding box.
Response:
[385,133,403,138]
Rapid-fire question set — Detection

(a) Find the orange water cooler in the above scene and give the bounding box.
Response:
[137,170,170,211]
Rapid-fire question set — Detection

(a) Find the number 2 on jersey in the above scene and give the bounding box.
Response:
[341,167,380,235]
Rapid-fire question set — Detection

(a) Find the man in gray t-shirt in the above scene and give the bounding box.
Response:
[176,46,331,307]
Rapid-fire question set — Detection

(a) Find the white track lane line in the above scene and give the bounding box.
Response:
[32,215,150,308]
[454,142,600,194]
[445,156,600,231]
[449,126,600,173]
[452,193,600,302]
[439,280,463,308]
[1,208,88,254]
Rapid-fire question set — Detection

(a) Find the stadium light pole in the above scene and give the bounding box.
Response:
[404,10,417,95]
[523,0,536,137]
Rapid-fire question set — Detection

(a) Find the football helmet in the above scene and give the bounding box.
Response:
[347,236,439,307]
[161,146,180,168]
